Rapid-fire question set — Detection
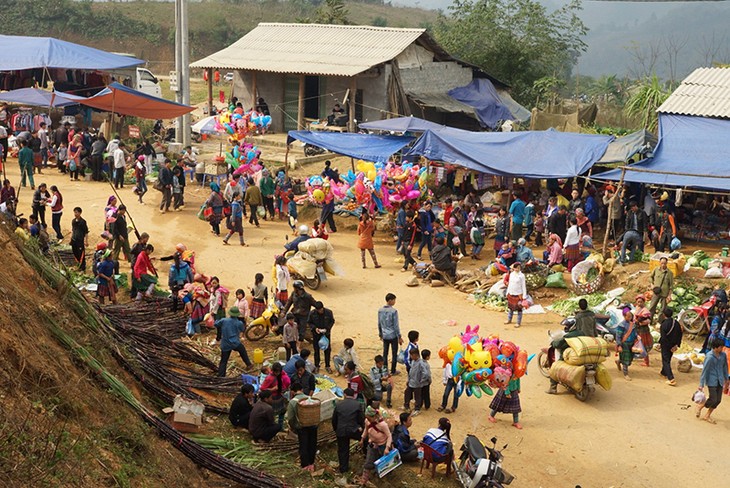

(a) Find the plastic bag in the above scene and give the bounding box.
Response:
[69,160,77,172]
[257,206,266,218]
[197,204,207,221]
[631,336,647,358]
[705,267,724,279]
[318,335,330,351]
[670,237,682,250]
[397,348,406,364]
[185,319,195,336]
[692,389,706,405]
[545,272,567,288]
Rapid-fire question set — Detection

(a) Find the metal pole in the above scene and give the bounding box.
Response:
[207,68,213,115]
[180,0,191,148]
[174,0,182,142]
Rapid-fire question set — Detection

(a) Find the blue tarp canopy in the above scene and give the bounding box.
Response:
[594,114,730,191]
[359,116,449,133]
[0,35,143,71]
[0,87,78,107]
[448,79,530,129]
[597,129,657,164]
[407,128,614,178]
[287,131,414,163]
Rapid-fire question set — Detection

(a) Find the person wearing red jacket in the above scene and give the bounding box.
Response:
[133,243,158,300]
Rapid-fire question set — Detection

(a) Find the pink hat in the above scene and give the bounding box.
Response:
[137,155,145,162]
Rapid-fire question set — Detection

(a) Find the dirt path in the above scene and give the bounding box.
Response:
[6,162,726,488]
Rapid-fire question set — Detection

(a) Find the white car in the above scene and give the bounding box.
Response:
[224,72,234,82]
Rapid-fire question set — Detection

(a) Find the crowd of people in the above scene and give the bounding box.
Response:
[5,117,730,485]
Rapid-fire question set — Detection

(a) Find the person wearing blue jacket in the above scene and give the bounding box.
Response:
[698,338,729,424]
[417,201,434,259]
[168,252,193,311]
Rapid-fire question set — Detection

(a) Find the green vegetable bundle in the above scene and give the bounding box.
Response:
[549,292,608,316]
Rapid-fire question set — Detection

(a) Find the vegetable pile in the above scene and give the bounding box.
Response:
[470,292,508,311]
[669,282,703,313]
[549,293,608,316]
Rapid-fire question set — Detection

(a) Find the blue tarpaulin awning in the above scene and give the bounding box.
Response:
[287,131,414,163]
[407,128,614,178]
[0,87,78,107]
[448,79,516,129]
[0,35,143,71]
[359,116,450,133]
[594,114,730,191]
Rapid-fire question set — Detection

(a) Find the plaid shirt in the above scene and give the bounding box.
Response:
[369,365,389,392]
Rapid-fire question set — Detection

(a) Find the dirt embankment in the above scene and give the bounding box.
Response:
[0,220,234,488]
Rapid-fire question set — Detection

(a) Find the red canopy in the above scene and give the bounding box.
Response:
[58,82,194,119]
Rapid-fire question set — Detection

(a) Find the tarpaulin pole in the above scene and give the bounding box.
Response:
[602,167,625,258]
[207,68,213,115]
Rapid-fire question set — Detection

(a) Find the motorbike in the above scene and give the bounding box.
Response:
[454,435,514,488]
[245,297,281,341]
[536,325,601,402]
[678,294,718,334]
[559,315,615,343]
[284,249,327,290]
[303,143,326,157]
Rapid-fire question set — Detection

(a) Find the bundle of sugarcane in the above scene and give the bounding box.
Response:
[252,429,338,453]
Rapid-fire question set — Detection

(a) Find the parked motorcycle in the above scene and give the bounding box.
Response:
[678,294,718,334]
[245,297,281,341]
[536,328,600,402]
[303,143,326,157]
[454,435,514,488]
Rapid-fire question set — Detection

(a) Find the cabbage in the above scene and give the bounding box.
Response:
[674,287,686,297]
[700,258,712,270]
[687,256,700,267]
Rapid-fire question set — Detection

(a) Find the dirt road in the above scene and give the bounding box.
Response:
[6,162,725,488]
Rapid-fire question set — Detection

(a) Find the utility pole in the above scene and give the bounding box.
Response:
[175,0,191,147]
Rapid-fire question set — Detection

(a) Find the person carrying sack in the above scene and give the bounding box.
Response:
[649,257,673,320]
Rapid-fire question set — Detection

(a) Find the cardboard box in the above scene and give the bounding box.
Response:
[312,389,339,422]
[166,413,201,433]
[173,412,203,426]
[649,253,685,277]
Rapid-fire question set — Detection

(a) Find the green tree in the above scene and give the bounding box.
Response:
[434,0,587,106]
[371,16,388,27]
[624,75,670,132]
[315,0,351,25]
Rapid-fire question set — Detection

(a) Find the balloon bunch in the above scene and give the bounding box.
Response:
[303,160,433,214]
[215,108,272,143]
[438,325,532,399]
[226,141,264,176]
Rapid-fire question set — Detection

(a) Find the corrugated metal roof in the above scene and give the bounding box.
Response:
[190,23,425,76]
[658,67,730,118]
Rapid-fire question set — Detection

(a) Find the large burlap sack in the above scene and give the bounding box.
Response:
[595,363,612,391]
[563,346,607,366]
[565,336,609,364]
[298,238,332,260]
[549,361,586,392]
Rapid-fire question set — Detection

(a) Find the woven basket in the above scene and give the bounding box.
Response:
[571,260,603,295]
[297,398,321,427]
[524,262,550,290]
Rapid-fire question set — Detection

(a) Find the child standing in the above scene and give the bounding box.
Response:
[96,250,117,305]
[223,199,246,246]
[233,288,249,320]
[287,192,298,234]
[57,142,67,174]
[357,212,380,269]
[404,330,420,373]
[403,348,428,416]
[470,215,485,260]
[283,313,298,359]
[249,273,268,319]
[533,214,545,246]
[488,378,522,429]
[420,349,432,411]
[438,362,459,413]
